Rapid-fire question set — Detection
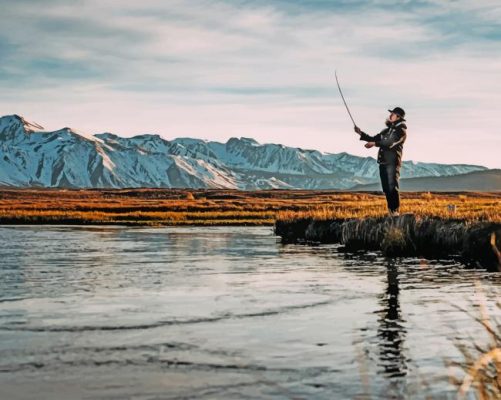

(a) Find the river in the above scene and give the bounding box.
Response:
[0,226,499,399]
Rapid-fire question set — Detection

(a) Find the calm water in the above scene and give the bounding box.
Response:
[0,226,500,400]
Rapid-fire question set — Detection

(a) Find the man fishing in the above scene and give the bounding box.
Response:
[354,107,407,216]
[334,72,407,216]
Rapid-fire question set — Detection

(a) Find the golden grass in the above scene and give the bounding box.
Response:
[0,188,499,225]
[277,192,501,223]
[448,283,501,399]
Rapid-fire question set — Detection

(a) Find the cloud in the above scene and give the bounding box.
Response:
[0,0,500,167]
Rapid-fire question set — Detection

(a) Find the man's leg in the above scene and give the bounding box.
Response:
[379,164,392,211]
[387,164,400,212]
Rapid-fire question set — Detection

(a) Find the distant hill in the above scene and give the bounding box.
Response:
[351,169,501,191]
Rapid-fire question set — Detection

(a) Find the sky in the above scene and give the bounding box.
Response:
[1,0,500,168]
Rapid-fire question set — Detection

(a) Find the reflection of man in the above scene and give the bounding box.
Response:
[354,108,407,216]
[377,260,407,378]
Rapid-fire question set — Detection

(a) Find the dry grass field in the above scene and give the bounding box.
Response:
[0,188,499,225]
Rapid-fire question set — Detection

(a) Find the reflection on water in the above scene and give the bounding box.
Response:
[377,260,407,379]
[0,226,500,400]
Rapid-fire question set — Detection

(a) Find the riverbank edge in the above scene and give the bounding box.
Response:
[0,219,273,226]
[274,214,501,271]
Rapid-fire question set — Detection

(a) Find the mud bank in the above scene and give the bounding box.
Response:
[275,214,501,271]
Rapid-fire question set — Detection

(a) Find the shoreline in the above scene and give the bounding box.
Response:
[275,214,501,271]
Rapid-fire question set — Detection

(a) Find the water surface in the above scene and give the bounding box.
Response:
[0,226,499,399]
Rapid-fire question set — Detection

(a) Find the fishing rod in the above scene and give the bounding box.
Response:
[334,70,357,128]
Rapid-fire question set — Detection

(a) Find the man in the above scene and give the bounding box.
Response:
[354,107,407,216]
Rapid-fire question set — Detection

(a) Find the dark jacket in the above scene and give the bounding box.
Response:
[359,121,407,166]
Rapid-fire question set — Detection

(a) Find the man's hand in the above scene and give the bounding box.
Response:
[354,126,362,135]
[365,142,375,148]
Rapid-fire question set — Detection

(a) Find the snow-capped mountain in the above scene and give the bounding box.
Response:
[0,114,488,189]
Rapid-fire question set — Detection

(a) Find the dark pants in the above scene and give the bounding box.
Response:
[379,164,400,212]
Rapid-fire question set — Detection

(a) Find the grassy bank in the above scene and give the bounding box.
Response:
[275,214,501,270]
[0,188,499,226]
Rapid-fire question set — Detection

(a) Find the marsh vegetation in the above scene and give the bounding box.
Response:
[0,189,499,226]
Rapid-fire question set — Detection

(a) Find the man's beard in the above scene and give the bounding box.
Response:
[385,119,392,127]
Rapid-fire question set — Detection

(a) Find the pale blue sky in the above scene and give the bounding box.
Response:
[1,0,500,167]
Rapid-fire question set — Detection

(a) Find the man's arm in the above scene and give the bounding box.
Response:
[354,126,382,142]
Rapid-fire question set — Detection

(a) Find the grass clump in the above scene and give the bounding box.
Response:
[381,226,407,256]
[448,284,501,399]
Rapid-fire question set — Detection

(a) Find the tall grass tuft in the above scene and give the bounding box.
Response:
[381,226,407,256]
[448,284,501,399]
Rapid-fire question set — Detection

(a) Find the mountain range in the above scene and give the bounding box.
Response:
[0,114,493,190]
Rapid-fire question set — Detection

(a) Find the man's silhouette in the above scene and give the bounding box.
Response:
[355,107,407,216]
